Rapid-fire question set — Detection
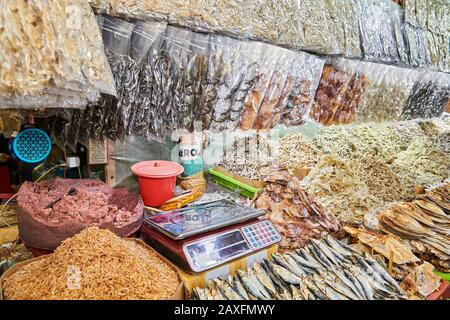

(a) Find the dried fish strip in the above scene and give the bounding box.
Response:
[344,226,420,265]
[3,227,180,300]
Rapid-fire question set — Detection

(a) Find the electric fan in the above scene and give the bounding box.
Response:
[9,127,52,164]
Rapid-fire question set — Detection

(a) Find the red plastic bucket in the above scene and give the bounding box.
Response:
[131,160,184,207]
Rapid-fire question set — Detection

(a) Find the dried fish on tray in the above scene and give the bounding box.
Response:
[303,155,383,225]
[192,236,407,300]
[375,185,450,272]
[255,167,339,250]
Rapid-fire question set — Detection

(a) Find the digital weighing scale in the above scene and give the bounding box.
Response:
[141,200,281,273]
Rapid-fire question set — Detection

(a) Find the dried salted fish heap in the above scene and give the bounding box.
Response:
[391,138,450,190]
[375,187,450,272]
[417,118,450,154]
[193,236,407,300]
[277,133,323,172]
[303,155,382,225]
[313,120,427,164]
[0,0,115,109]
[351,157,411,203]
[255,167,339,250]
[217,135,274,180]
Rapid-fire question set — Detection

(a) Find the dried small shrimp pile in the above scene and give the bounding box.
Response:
[352,157,411,203]
[303,155,382,225]
[2,227,180,300]
[391,139,450,190]
[277,133,323,171]
[217,135,274,180]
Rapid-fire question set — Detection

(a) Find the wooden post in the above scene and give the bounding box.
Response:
[105,139,116,187]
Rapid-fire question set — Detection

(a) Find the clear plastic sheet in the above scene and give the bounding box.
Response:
[402,71,450,119]
[89,0,361,58]
[357,0,408,65]
[0,0,115,110]
[309,61,369,126]
[132,21,168,140]
[310,57,429,125]
[404,0,450,35]
[90,0,450,72]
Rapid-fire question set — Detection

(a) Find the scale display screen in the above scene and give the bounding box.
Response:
[184,230,251,272]
[145,200,264,239]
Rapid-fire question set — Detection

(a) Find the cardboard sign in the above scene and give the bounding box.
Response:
[88,139,108,165]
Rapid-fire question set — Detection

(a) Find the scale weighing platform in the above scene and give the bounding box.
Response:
[140,200,281,289]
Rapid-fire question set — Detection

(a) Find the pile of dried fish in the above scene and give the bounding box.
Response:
[344,227,442,299]
[277,134,323,171]
[303,155,383,225]
[418,118,450,154]
[217,135,274,180]
[352,157,412,203]
[344,226,420,265]
[377,186,450,272]
[391,138,450,189]
[313,120,427,164]
[192,236,407,300]
[400,262,443,300]
[255,167,339,250]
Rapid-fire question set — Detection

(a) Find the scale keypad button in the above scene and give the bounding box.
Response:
[243,221,281,249]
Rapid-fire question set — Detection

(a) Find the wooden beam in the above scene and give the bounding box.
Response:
[105,139,116,187]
